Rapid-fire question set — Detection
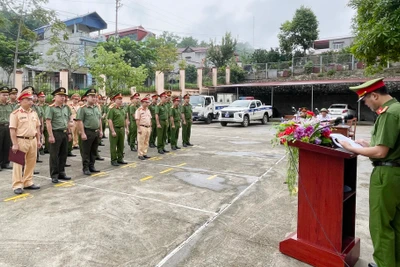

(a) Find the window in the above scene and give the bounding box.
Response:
[256,101,261,107]
[333,42,344,50]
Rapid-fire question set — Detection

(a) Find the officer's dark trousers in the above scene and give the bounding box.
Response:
[49,131,68,179]
[157,120,168,150]
[0,124,11,167]
[150,119,157,145]
[81,129,99,171]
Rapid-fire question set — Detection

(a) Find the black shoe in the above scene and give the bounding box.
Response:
[171,146,177,150]
[44,150,49,154]
[65,164,71,167]
[14,188,23,194]
[89,168,100,173]
[111,161,120,166]
[36,159,43,163]
[24,184,40,190]
[83,170,91,175]
[163,149,170,153]
[117,161,128,164]
[143,155,151,159]
[176,146,181,149]
[2,164,12,169]
[67,153,76,157]
[0,166,2,171]
[149,144,155,148]
[187,143,194,146]
[39,150,45,155]
[73,146,79,149]
[183,144,188,147]
[97,150,101,152]
[52,178,59,184]
[158,150,165,154]
[58,176,71,181]
[138,156,145,160]
[130,147,137,152]
[368,263,378,267]
[102,136,107,139]
[99,143,105,146]
[34,171,40,175]
[96,157,105,161]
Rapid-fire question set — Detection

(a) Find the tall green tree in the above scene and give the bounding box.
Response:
[207,32,237,68]
[185,64,197,83]
[278,6,319,54]
[158,31,180,47]
[0,1,65,82]
[178,36,198,48]
[146,37,178,72]
[349,0,400,73]
[87,46,147,97]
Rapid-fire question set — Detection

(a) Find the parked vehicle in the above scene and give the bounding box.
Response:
[328,104,357,118]
[191,95,231,124]
[218,99,273,127]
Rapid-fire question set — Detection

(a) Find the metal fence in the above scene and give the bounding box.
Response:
[22,76,61,94]
[243,53,365,80]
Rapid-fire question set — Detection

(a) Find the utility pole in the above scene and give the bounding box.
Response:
[115,0,122,42]
[13,0,26,87]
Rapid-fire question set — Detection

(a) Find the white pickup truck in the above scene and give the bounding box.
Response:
[190,95,229,124]
[218,99,273,127]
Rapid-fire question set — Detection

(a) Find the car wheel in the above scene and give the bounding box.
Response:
[205,114,212,124]
[241,115,249,127]
[261,113,269,124]
[220,122,227,127]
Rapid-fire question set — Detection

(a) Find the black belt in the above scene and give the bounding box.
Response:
[53,129,67,133]
[115,126,124,129]
[85,128,99,132]
[372,161,400,167]
[0,123,9,126]
[17,136,36,140]
[140,125,151,128]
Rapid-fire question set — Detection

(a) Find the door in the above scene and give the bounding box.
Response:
[249,101,257,120]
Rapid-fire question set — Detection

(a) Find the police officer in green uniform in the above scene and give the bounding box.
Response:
[76,89,103,175]
[99,95,108,139]
[181,93,193,147]
[149,94,158,148]
[155,92,170,154]
[31,90,44,163]
[45,87,72,184]
[170,96,181,150]
[165,91,172,144]
[340,78,400,267]
[0,86,12,171]
[65,97,76,158]
[107,93,128,166]
[128,93,140,151]
[8,87,19,110]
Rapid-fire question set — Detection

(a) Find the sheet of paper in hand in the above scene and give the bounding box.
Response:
[330,133,363,149]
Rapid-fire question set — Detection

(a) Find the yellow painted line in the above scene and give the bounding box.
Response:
[121,163,136,168]
[54,181,75,187]
[140,176,154,182]
[176,163,187,167]
[207,175,218,180]
[149,157,162,161]
[4,193,31,202]
[168,152,176,156]
[160,168,174,174]
[91,172,107,177]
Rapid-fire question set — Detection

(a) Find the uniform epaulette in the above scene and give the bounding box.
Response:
[109,103,116,109]
[377,106,389,115]
[49,103,56,107]
[12,108,20,114]
[157,103,162,106]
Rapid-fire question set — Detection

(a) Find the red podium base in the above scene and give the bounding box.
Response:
[279,233,360,267]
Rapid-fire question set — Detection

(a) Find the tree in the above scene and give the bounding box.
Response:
[178,36,198,48]
[0,0,65,83]
[199,40,209,47]
[185,64,197,83]
[207,32,237,68]
[236,42,254,64]
[349,0,400,73]
[251,48,288,65]
[146,37,178,72]
[158,31,180,47]
[278,6,319,54]
[87,47,147,97]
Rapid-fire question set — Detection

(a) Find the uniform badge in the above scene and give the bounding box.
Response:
[376,106,388,115]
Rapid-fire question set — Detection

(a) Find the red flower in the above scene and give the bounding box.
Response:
[322,130,331,138]
[284,126,295,135]
[306,111,315,117]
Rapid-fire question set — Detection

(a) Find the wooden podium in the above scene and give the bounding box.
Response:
[279,141,360,267]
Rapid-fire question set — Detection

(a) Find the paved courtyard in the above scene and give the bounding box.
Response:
[0,122,375,266]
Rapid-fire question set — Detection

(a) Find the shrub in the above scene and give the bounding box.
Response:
[327,69,336,76]
[304,61,313,74]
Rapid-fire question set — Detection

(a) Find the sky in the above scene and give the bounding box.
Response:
[44,0,356,49]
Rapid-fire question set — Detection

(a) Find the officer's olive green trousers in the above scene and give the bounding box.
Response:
[129,122,137,149]
[150,119,157,145]
[157,120,168,150]
[182,121,192,145]
[170,124,180,147]
[109,127,125,162]
[370,166,400,267]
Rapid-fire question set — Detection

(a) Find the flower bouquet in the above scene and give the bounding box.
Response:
[272,117,332,195]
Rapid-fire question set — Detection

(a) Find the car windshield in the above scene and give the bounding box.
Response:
[190,96,204,107]
[229,100,251,107]
[329,104,346,109]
